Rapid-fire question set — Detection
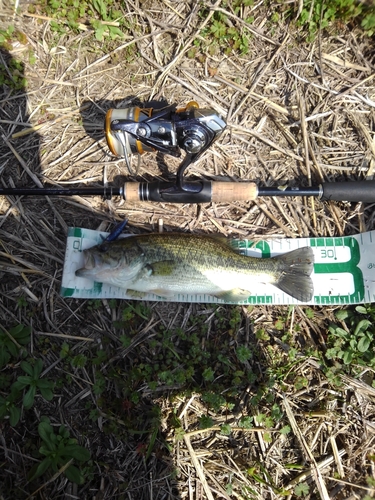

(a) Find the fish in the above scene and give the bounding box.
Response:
[75,233,315,302]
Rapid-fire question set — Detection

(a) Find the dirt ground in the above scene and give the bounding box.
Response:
[1,0,375,499]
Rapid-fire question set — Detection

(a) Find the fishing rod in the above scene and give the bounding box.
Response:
[1,180,375,203]
[2,100,375,203]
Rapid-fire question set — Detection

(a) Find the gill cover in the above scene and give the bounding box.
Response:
[75,239,146,287]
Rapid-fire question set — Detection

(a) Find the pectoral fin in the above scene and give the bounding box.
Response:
[126,262,178,299]
[214,288,251,302]
[147,260,177,276]
[150,288,177,298]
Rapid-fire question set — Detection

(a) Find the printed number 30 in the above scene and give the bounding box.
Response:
[321,249,336,259]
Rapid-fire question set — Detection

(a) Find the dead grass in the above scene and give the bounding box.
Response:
[1,0,375,498]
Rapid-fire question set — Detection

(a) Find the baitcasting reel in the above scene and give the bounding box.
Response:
[104,101,226,189]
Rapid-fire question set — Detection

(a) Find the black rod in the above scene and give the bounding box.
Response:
[0,187,122,197]
[0,180,374,203]
[257,186,321,197]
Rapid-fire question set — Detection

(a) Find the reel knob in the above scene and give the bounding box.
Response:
[182,128,207,154]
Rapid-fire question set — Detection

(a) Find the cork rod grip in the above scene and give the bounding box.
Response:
[122,181,259,203]
[211,182,258,202]
[124,182,141,202]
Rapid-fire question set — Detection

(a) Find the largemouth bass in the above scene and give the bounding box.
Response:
[75,233,314,302]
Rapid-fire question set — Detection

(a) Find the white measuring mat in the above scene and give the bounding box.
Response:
[60,227,375,305]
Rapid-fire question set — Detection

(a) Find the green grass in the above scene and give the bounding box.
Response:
[272,0,375,38]
[28,417,91,485]
[34,0,130,41]
[326,304,375,370]
[1,299,373,493]
[187,0,375,61]
[0,52,27,91]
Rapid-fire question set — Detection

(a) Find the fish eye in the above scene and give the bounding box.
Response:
[98,243,109,253]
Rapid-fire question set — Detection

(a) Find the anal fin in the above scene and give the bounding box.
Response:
[126,288,176,300]
[214,288,251,302]
[126,289,147,299]
[150,288,177,299]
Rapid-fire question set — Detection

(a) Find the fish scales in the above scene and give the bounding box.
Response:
[127,234,280,274]
[75,233,315,302]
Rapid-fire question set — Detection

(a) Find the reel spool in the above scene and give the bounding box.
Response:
[105,107,159,158]
[104,101,226,183]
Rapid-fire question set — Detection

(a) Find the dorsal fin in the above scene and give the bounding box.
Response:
[206,235,242,254]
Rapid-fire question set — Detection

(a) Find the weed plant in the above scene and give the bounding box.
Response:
[32,0,129,41]
[272,0,375,38]
[28,417,91,485]
[0,324,90,485]
[326,304,375,370]
[72,302,296,456]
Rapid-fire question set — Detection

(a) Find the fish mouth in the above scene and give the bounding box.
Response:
[75,251,97,277]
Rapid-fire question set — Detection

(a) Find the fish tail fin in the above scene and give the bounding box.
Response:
[274,247,314,302]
